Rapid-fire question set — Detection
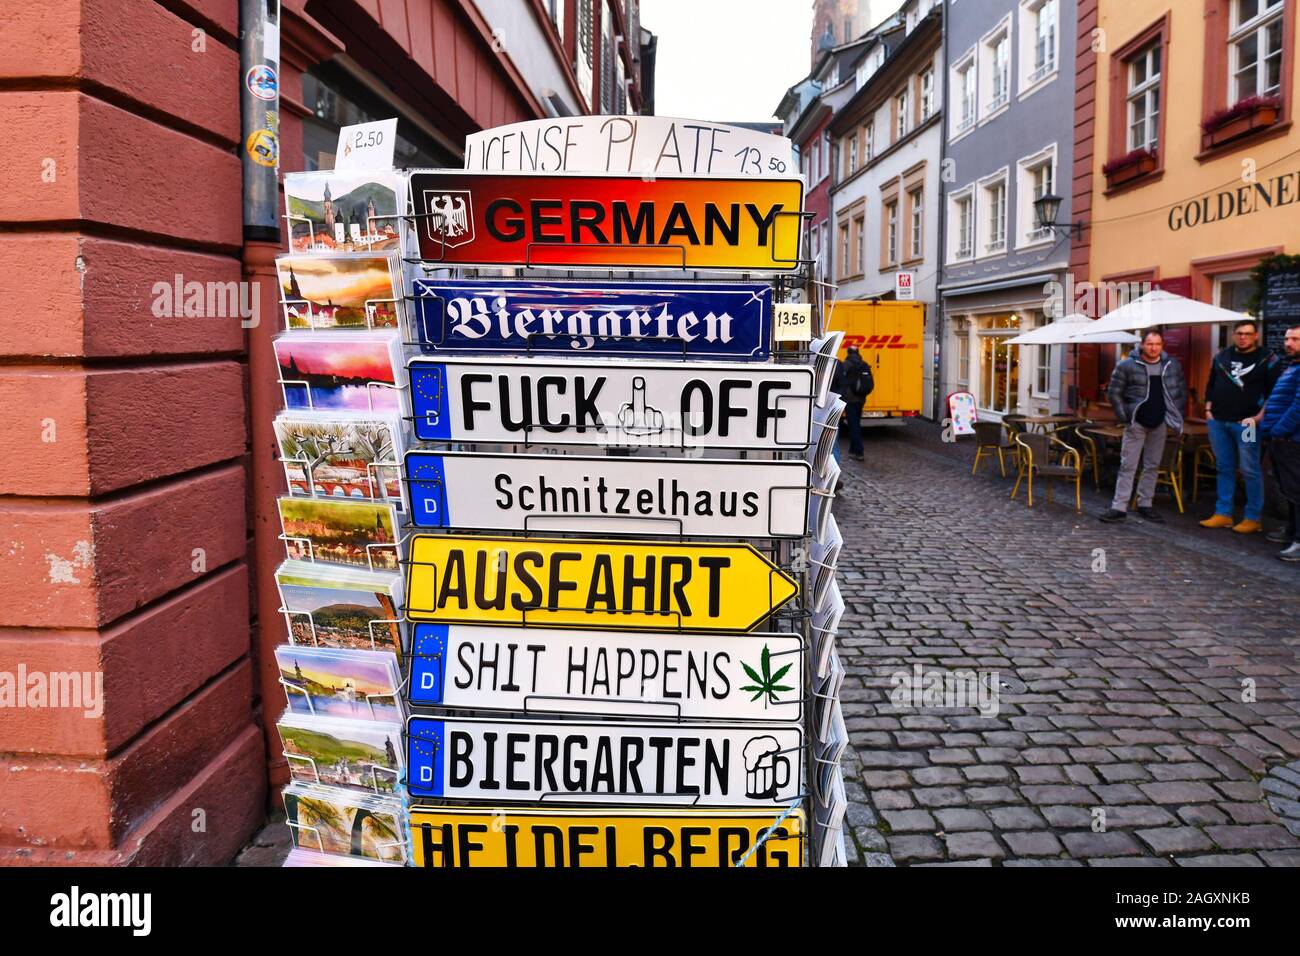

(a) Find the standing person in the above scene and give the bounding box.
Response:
[1260,323,1300,562]
[1099,329,1188,523]
[1199,319,1282,533]
[835,344,874,461]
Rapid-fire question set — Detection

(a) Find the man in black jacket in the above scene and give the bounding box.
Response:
[833,345,874,461]
[1100,329,1188,523]
[1199,319,1282,534]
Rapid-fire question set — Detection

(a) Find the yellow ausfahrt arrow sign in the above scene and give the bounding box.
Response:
[405,534,798,632]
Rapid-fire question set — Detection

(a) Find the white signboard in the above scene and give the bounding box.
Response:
[335,118,398,170]
[463,116,795,177]
[895,271,915,300]
[773,303,812,343]
[408,624,804,721]
[407,716,803,806]
[409,356,815,451]
[404,450,811,537]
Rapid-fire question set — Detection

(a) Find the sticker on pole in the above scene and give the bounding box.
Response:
[403,450,811,538]
[407,623,804,721]
[407,356,815,451]
[404,534,799,632]
[406,716,804,805]
[410,806,805,867]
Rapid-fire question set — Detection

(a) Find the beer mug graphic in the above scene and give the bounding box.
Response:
[743,735,791,800]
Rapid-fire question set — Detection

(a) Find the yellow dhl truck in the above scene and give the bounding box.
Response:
[826,299,925,424]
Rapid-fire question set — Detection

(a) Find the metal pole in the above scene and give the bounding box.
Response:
[240,0,281,242]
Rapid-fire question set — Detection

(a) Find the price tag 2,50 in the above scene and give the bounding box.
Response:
[773,303,812,343]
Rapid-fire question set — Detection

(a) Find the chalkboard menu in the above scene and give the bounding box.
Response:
[1263,269,1300,352]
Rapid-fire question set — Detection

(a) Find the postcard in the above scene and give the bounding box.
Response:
[277,496,400,572]
[274,412,405,510]
[275,559,404,652]
[277,713,404,794]
[277,254,401,331]
[274,332,404,414]
[283,169,402,254]
[275,644,403,722]
[283,783,406,863]
[283,848,401,867]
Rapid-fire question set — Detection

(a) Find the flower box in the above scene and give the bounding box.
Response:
[1202,96,1282,148]
[1103,149,1158,188]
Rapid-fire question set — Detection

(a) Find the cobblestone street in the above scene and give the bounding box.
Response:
[836,421,1300,867]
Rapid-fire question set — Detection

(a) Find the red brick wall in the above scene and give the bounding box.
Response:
[0,0,264,865]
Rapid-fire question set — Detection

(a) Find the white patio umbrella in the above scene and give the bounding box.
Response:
[1067,289,1245,339]
[1006,313,1140,345]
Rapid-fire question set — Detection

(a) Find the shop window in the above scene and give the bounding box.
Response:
[300,65,456,171]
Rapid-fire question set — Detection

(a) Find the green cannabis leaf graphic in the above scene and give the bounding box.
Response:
[741,644,794,708]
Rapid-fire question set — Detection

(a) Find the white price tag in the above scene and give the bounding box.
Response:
[335,118,398,170]
[773,303,812,343]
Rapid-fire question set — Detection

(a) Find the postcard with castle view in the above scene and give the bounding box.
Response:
[283,169,401,253]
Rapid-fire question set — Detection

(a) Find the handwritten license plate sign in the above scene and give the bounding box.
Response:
[404,535,799,632]
[403,451,811,538]
[411,279,771,359]
[406,716,803,806]
[410,806,804,867]
[407,170,803,271]
[463,116,795,177]
[407,623,804,721]
[407,357,814,450]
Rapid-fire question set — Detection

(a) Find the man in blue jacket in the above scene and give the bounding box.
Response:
[1261,323,1300,562]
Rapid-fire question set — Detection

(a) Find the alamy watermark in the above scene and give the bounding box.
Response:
[152,273,260,328]
[0,665,103,718]
[889,664,1000,717]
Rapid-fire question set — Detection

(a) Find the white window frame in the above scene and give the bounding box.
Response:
[909,187,924,260]
[1229,0,1285,102]
[950,50,978,139]
[1016,143,1057,249]
[885,199,899,266]
[978,168,1010,258]
[547,0,566,44]
[1126,43,1162,152]
[848,134,858,175]
[821,130,831,182]
[920,68,935,120]
[1018,0,1060,96]
[948,186,976,263]
[978,15,1014,122]
[864,120,875,162]
[895,88,911,141]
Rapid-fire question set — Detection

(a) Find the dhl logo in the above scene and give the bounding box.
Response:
[841,334,919,351]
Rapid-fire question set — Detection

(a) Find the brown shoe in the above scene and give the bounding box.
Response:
[1232,519,1262,534]
[1199,514,1234,529]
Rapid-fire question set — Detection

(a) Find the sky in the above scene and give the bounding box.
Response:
[641,1,904,122]
[641,0,816,123]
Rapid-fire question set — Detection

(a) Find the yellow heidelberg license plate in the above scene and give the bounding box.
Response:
[410,807,804,868]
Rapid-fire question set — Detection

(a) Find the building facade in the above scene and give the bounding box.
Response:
[1070,0,1297,410]
[829,0,944,416]
[0,0,650,865]
[939,0,1077,420]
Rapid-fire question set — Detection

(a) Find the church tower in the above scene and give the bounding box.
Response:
[323,181,335,232]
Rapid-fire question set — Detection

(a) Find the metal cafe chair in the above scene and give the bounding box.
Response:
[1131,432,1186,514]
[1011,431,1084,511]
[1056,422,1102,490]
[1191,443,1217,504]
[971,421,1019,478]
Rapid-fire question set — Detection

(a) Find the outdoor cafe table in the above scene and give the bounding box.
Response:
[1020,414,1084,433]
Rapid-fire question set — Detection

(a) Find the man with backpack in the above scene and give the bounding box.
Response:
[1260,323,1300,562]
[832,344,874,461]
[1199,319,1282,534]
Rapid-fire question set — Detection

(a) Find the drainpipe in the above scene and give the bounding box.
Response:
[240,0,289,793]
[933,0,949,424]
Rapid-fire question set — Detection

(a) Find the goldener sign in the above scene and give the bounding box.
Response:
[406,716,803,805]
[404,534,799,632]
[407,623,804,721]
[407,170,804,271]
[411,278,772,359]
[403,451,811,537]
[410,806,805,867]
[408,356,815,450]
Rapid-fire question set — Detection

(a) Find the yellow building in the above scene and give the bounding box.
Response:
[1071,0,1298,408]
